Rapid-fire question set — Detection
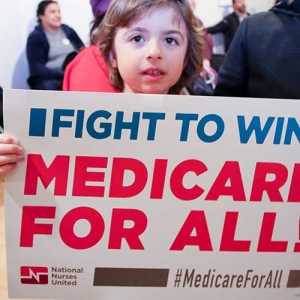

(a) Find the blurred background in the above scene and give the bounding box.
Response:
[0,0,276,90]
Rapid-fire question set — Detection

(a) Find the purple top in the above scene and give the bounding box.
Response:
[90,0,111,16]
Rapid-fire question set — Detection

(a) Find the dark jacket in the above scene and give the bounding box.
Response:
[206,12,248,53]
[214,0,300,99]
[26,24,84,90]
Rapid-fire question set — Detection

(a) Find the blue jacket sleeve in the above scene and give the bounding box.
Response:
[66,26,85,51]
[26,32,64,80]
[213,18,249,97]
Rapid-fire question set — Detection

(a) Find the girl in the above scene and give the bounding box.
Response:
[97,0,203,94]
[0,0,204,179]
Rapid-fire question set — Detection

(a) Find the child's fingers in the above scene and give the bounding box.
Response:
[0,134,24,181]
[0,143,24,156]
[0,154,25,166]
[0,134,19,145]
[0,163,18,180]
[0,134,23,156]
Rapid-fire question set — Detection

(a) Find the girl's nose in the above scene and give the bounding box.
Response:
[146,39,162,60]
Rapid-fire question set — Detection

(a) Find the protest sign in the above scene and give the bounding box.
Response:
[4,89,300,300]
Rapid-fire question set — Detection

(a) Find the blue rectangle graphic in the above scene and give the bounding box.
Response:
[29,108,46,137]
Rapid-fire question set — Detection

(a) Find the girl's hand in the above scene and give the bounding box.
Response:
[0,134,25,180]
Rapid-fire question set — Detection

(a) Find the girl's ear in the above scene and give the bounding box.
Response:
[109,51,117,68]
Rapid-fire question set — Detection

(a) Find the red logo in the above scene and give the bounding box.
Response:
[20,266,48,284]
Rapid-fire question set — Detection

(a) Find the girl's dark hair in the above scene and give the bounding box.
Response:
[90,13,106,44]
[96,0,204,94]
[36,0,57,24]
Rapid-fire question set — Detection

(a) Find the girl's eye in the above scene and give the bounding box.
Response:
[131,35,144,43]
[165,37,178,45]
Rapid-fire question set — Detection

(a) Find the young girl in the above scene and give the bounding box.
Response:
[0,0,204,180]
[97,0,203,94]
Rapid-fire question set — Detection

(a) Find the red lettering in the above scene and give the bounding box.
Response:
[150,159,168,199]
[170,160,207,201]
[59,207,105,250]
[295,243,300,252]
[205,161,246,201]
[250,163,288,202]
[108,209,147,249]
[288,164,300,202]
[109,158,147,198]
[220,212,251,252]
[24,154,69,195]
[170,211,213,251]
[294,219,300,252]
[20,206,56,247]
[72,156,107,197]
[257,213,288,252]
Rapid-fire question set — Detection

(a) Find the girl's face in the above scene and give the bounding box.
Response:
[110,6,188,94]
[40,3,62,30]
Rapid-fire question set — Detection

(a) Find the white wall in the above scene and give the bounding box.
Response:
[0,0,92,89]
[0,0,274,89]
[248,0,277,14]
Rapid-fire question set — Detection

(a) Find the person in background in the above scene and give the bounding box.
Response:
[63,0,117,92]
[27,0,84,90]
[206,0,249,53]
[89,0,109,40]
[188,0,213,62]
[213,0,300,99]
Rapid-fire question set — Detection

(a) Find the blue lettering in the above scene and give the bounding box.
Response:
[237,116,275,144]
[142,112,165,141]
[175,113,198,141]
[273,117,284,145]
[197,114,224,143]
[114,112,140,140]
[29,108,47,137]
[284,118,300,145]
[75,110,85,138]
[86,110,112,139]
[52,109,74,137]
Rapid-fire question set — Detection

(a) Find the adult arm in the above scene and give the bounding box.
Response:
[26,33,64,80]
[206,16,230,35]
[63,25,85,51]
[69,28,85,50]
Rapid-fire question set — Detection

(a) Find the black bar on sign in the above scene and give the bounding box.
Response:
[93,267,169,287]
[287,270,300,288]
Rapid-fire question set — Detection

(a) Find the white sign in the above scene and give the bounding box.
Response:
[4,89,300,300]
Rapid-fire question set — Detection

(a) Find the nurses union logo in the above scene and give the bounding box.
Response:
[20,266,48,285]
